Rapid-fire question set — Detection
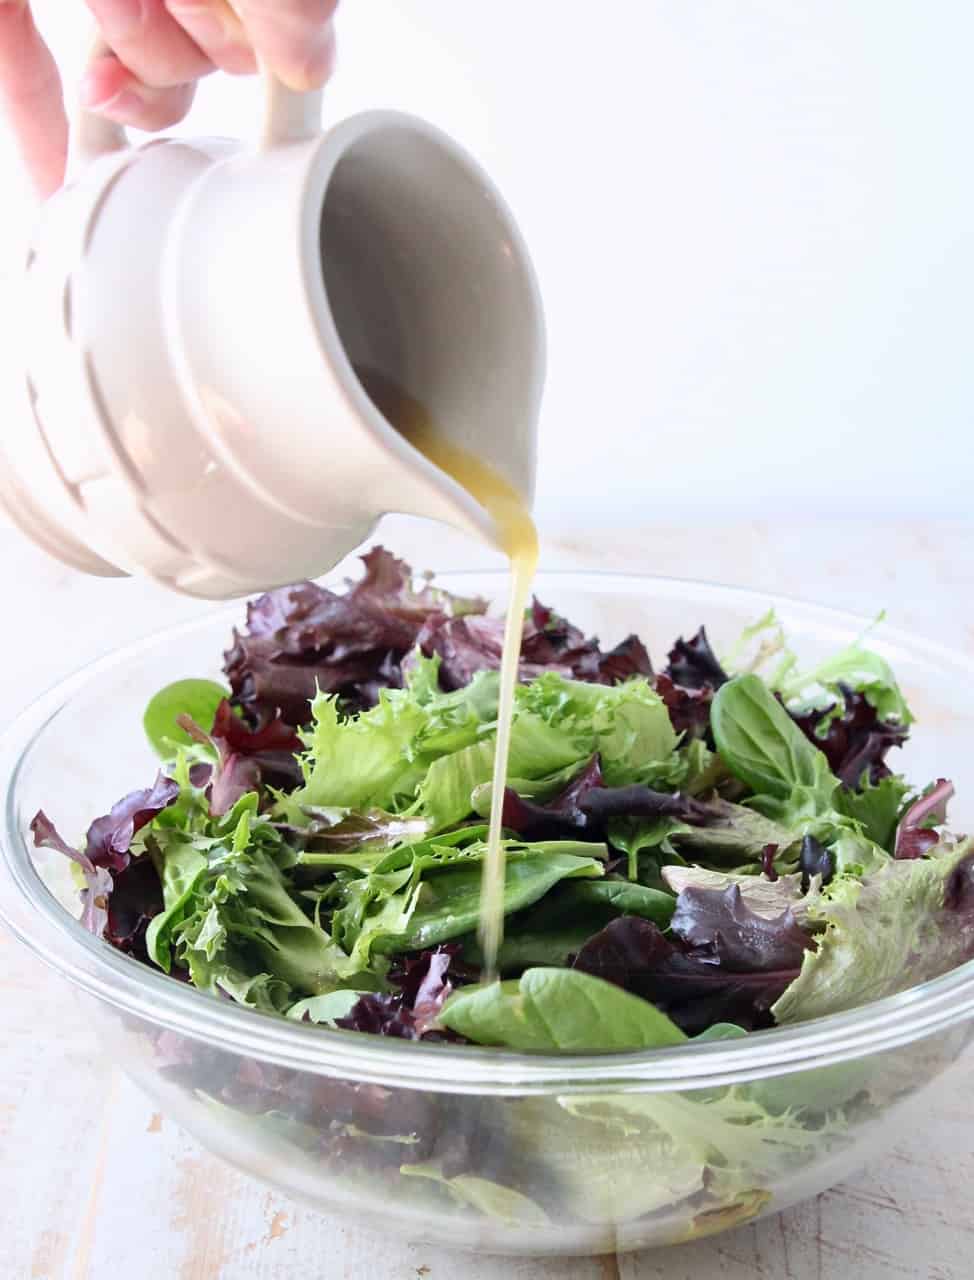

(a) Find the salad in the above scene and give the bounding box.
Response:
[34,547,972,1049]
[29,549,974,1234]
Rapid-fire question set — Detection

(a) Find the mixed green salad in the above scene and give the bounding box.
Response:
[34,548,972,1053]
[31,549,974,1233]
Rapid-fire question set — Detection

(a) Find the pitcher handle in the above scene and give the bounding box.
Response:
[69,31,323,176]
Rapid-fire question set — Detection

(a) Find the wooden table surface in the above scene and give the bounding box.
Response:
[2,514,971,1280]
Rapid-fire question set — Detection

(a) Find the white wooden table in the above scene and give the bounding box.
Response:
[2,515,972,1280]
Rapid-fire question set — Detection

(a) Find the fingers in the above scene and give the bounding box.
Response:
[233,0,338,92]
[84,0,211,86]
[80,48,195,129]
[163,1,257,76]
[5,0,339,178]
[0,0,68,196]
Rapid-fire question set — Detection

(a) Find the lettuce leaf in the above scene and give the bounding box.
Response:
[722,610,913,727]
[773,839,974,1024]
[400,1163,549,1225]
[518,674,682,788]
[372,845,606,954]
[772,638,913,727]
[438,967,687,1051]
[711,675,836,810]
[834,774,911,848]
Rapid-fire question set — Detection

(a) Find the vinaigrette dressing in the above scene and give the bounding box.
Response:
[356,368,539,977]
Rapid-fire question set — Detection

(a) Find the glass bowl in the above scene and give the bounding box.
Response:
[1,571,973,1258]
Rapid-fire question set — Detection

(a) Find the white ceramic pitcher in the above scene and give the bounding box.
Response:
[0,70,544,598]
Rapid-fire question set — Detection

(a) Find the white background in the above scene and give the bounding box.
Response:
[1,1,972,526]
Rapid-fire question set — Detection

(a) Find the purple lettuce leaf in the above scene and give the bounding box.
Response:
[499,756,604,839]
[30,774,177,941]
[580,784,715,827]
[280,807,431,855]
[799,834,833,892]
[761,844,780,881]
[654,626,728,743]
[597,634,654,684]
[336,945,468,1041]
[663,627,729,692]
[84,774,181,872]
[894,779,955,859]
[420,596,655,693]
[572,914,807,1033]
[210,700,303,790]
[30,811,113,936]
[227,547,660,723]
[178,712,258,817]
[349,547,486,626]
[787,686,908,790]
[104,855,165,958]
[653,671,714,739]
[178,699,304,816]
[669,884,813,973]
[518,599,604,681]
[498,757,714,842]
[225,548,486,725]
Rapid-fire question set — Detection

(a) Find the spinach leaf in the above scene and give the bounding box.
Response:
[438,967,687,1051]
[460,879,674,974]
[526,879,675,930]
[711,675,836,808]
[607,816,688,880]
[462,925,595,972]
[375,849,605,953]
[143,679,230,757]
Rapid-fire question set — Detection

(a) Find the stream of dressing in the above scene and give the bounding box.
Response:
[356,368,539,977]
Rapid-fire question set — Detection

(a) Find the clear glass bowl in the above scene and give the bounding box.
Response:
[2,571,973,1257]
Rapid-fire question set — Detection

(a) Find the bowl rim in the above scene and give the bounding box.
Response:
[2,567,974,1095]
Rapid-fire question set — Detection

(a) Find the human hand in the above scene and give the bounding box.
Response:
[0,1,338,198]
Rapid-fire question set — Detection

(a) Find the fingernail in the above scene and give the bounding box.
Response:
[281,22,336,92]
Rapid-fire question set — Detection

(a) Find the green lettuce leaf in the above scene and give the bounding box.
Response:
[773,839,974,1024]
[517,673,682,787]
[417,712,586,832]
[148,799,355,1001]
[833,774,911,850]
[287,990,363,1024]
[294,689,432,812]
[400,1163,549,1225]
[772,636,913,726]
[722,611,913,726]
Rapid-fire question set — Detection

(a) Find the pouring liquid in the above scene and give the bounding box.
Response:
[356,368,539,978]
